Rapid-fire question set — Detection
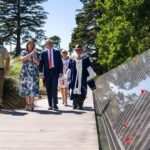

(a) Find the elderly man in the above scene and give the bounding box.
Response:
[39,39,63,110]
[0,40,10,103]
[68,44,96,109]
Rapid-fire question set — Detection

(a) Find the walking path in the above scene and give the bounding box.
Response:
[0,90,99,150]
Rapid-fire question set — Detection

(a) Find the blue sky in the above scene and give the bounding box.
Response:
[42,0,83,49]
[5,0,82,51]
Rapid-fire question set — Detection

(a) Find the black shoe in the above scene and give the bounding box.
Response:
[78,106,83,110]
[78,101,84,110]
[48,106,53,110]
[53,105,59,110]
[73,100,77,109]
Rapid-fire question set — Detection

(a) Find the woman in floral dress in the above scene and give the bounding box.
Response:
[19,40,40,111]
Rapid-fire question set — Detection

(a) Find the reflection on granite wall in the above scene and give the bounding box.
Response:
[94,49,150,150]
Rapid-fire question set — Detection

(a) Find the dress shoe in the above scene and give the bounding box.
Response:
[53,105,59,110]
[48,106,53,110]
[73,101,77,109]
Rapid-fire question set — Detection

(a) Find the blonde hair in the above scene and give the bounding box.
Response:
[61,49,68,54]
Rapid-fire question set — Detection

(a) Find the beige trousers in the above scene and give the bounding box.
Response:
[0,69,4,100]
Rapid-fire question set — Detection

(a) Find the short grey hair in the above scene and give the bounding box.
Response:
[44,39,53,45]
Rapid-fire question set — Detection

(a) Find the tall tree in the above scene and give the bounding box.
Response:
[0,0,48,55]
[70,0,102,74]
[50,35,61,50]
[95,0,150,70]
[0,0,16,43]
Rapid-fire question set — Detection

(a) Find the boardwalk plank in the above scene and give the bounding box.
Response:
[0,90,99,150]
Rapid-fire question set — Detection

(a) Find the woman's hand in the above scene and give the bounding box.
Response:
[33,57,40,66]
[31,49,40,65]
[30,50,36,57]
[21,50,35,62]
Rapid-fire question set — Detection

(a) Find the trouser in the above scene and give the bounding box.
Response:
[0,69,4,100]
[45,75,58,107]
[73,94,85,109]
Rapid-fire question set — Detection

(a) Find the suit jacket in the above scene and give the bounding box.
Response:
[39,49,63,78]
[68,54,96,100]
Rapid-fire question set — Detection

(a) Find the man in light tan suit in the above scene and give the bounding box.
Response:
[0,39,10,103]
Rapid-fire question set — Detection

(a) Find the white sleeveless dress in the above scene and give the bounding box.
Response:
[58,59,70,88]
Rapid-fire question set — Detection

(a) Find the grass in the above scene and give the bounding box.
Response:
[9,55,22,79]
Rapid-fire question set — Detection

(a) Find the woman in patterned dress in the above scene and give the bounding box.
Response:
[58,49,71,106]
[19,40,40,111]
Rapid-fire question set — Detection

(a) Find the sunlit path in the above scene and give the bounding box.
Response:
[0,90,99,150]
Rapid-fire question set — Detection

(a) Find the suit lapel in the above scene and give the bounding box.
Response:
[46,50,49,67]
[53,48,55,65]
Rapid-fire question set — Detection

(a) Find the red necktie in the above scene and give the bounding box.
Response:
[49,50,52,69]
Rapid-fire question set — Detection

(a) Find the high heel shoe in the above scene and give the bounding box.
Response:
[64,102,68,106]
[30,103,34,111]
[25,104,30,111]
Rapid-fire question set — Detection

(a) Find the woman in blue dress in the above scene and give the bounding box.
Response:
[67,44,96,109]
[19,40,40,111]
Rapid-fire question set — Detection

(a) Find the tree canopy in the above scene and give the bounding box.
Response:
[0,0,48,55]
[50,35,61,50]
[70,0,150,74]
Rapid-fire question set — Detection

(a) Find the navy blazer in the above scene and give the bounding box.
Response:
[68,56,96,100]
[39,49,63,78]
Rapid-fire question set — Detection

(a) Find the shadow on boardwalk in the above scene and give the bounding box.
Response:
[0,110,28,116]
[0,90,99,150]
[0,106,94,116]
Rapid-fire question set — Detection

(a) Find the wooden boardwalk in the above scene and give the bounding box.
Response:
[0,90,99,150]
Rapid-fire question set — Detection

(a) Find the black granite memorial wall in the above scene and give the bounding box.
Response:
[94,49,150,150]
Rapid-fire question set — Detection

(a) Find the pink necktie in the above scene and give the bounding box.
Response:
[49,50,52,69]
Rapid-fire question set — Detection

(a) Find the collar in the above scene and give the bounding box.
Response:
[75,52,88,60]
[47,48,53,52]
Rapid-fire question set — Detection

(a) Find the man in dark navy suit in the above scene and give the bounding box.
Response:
[39,39,63,110]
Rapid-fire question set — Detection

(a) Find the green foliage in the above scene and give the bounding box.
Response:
[9,55,22,78]
[70,0,103,74]
[49,35,61,50]
[95,0,150,70]
[71,0,150,73]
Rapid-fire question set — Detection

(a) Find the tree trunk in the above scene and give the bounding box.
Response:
[15,0,21,56]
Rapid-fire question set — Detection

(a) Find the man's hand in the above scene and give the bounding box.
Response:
[39,73,44,78]
[59,73,63,78]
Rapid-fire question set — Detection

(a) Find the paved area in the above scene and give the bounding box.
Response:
[0,90,99,150]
